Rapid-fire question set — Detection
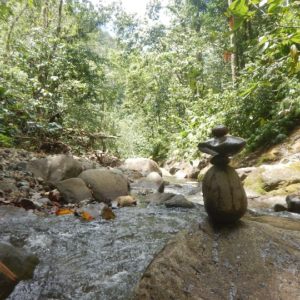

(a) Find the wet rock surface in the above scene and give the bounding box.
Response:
[144,192,196,208]
[1,145,300,299]
[0,242,39,299]
[0,205,206,300]
[134,217,300,300]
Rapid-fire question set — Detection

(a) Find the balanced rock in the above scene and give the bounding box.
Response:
[202,165,247,223]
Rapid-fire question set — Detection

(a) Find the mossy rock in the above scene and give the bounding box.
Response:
[243,167,267,195]
[270,183,300,196]
[256,149,280,166]
[244,162,300,196]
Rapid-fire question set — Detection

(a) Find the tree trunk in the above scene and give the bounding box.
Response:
[56,0,63,37]
[6,4,28,53]
[43,0,49,28]
[228,0,237,86]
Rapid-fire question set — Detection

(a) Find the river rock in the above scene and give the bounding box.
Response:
[144,192,195,208]
[144,192,174,204]
[116,195,137,207]
[286,194,300,213]
[236,166,256,181]
[146,172,163,183]
[122,158,162,176]
[27,155,83,184]
[164,194,195,208]
[160,168,171,177]
[56,178,93,203]
[0,180,18,193]
[244,162,300,195]
[134,217,300,300]
[203,166,247,223]
[166,161,201,179]
[248,195,286,210]
[131,174,164,194]
[0,242,39,299]
[79,169,129,203]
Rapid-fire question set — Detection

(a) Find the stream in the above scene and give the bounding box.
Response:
[0,178,205,300]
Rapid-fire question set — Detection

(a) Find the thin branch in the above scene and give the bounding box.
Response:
[6,3,28,53]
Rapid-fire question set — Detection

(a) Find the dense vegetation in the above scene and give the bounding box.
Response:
[0,0,299,161]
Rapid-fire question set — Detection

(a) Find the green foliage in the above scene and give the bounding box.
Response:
[0,0,120,152]
[0,0,298,161]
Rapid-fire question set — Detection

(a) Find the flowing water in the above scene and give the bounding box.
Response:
[0,180,205,300]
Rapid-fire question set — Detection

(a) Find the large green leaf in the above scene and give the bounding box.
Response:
[291,32,300,44]
[229,0,249,17]
[267,0,284,13]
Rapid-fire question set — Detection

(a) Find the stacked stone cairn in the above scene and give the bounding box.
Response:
[198,125,247,224]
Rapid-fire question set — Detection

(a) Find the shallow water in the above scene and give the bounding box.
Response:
[0,191,206,300]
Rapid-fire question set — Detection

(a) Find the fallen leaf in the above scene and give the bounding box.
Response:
[101,206,116,220]
[81,211,94,221]
[55,208,74,216]
[0,261,17,281]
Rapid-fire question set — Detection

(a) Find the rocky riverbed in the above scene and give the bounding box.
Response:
[1,144,300,299]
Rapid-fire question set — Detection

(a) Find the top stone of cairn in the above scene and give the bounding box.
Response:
[198,125,246,158]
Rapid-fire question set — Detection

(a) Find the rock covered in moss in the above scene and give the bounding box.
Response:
[244,162,300,196]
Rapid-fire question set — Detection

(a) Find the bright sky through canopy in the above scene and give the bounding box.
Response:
[97,0,170,22]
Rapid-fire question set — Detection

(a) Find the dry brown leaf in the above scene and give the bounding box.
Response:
[81,211,94,221]
[55,208,74,216]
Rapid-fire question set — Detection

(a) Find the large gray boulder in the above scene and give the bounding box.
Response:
[27,155,82,184]
[56,178,92,203]
[79,169,129,202]
[134,216,300,300]
[0,242,39,299]
[122,158,162,176]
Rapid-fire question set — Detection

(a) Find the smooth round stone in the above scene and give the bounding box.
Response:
[212,125,228,137]
[202,165,248,223]
[210,155,230,166]
[198,135,246,157]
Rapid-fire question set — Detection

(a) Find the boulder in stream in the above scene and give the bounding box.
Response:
[134,216,300,300]
[145,192,195,208]
[79,169,129,203]
[122,158,162,176]
[27,154,83,184]
[286,194,300,213]
[56,178,93,203]
[0,242,39,299]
